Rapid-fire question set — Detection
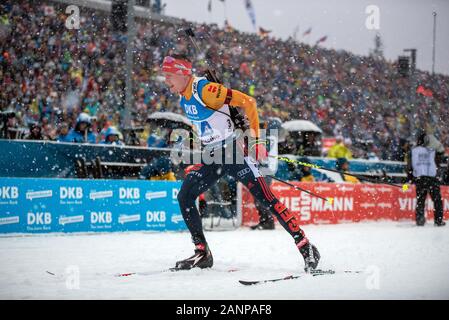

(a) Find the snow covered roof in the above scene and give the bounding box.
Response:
[282,120,323,133]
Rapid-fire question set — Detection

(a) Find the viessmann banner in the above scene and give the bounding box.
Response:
[241,182,449,225]
[0,178,186,234]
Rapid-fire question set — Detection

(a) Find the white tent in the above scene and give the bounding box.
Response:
[147,112,192,128]
[281,120,322,133]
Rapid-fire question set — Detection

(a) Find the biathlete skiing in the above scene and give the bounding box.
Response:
[161,53,320,272]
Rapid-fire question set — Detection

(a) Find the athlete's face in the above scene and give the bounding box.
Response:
[163,72,190,94]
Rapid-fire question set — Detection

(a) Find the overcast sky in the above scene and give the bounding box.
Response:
[162,0,449,75]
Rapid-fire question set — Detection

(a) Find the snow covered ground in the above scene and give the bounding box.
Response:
[1,221,449,300]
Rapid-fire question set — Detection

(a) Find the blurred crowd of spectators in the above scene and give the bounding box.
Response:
[1,1,448,161]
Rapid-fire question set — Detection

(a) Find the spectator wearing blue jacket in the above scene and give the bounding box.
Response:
[56,122,72,142]
[66,113,97,143]
[100,126,124,145]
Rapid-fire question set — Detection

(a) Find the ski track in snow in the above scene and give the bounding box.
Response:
[1,221,449,299]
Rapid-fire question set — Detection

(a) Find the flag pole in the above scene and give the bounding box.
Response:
[224,0,227,21]
[432,11,437,75]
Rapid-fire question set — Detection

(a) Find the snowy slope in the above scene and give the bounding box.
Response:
[1,221,449,300]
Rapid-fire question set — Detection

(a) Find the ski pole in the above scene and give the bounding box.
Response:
[267,175,333,204]
[270,155,409,191]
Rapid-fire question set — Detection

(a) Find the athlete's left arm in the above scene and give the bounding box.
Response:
[201,83,260,138]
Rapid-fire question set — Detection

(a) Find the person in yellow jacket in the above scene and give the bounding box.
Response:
[328,137,353,159]
[336,157,359,183]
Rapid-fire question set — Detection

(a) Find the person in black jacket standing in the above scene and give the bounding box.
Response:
[411,132,445,227]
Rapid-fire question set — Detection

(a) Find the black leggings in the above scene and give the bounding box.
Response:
[177,145,306,245]
[415,176,444,223]
[254,175,274,223]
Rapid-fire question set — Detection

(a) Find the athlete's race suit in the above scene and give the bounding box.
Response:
[177,76,308,247]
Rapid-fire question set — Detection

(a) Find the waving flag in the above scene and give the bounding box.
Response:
[315,35,327,45]
[258,27,271,38]
[302,27,312,36]
[416,85,434,97]
[245,0,256,30]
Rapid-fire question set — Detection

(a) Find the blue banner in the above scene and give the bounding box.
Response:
[0,178,186,234]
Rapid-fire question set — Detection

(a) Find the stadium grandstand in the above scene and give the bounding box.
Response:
[1,0,448,161]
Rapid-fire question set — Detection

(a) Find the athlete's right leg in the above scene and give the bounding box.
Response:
[175,163,225,270]
[177,163,225,245]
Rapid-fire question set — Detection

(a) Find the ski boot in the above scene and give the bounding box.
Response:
[297,238,320,273]
[174,243,213,270]
[250,218,275,230]
[435,220,446,227]
[416,217,426,226]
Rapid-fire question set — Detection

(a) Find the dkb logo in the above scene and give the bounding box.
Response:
[91,212,112,224]
[60,187,83,199]
[28,212,52,225]
[0,186,19,199]
[119,188,140,199]
[146,211,166,222]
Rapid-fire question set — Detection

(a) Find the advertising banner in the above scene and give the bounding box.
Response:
[241,182,449,225]
[0,178,186,233]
